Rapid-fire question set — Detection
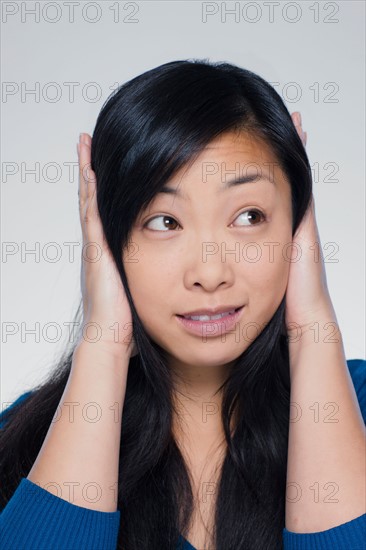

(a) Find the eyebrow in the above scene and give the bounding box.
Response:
[158,173,275,198]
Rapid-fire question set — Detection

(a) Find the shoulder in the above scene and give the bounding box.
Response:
[0,390,33,429]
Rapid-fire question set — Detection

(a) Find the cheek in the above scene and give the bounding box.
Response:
[241,243,290,321]
[123,251,175,333]
[248,250,289,288]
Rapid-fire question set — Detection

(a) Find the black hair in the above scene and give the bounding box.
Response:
[0,58,312,549]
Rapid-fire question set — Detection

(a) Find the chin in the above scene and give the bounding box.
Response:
[178,348,243,368]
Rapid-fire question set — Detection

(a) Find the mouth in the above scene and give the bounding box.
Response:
[175,306,245,337]
[176,306,243,322]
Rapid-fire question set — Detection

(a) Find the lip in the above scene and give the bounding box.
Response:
[178,305,242,317]
[176,306,245,338]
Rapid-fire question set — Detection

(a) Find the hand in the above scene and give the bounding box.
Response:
[285,114,334,337]
[77,133,137,358]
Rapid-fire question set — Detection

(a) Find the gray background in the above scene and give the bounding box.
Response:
[1,1,365,406]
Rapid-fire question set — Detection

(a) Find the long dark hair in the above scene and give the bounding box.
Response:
[0,59,312,549]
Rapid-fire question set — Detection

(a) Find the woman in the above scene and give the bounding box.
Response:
[1,59,365,550]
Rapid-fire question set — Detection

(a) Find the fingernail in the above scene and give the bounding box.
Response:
[79,133,84,143]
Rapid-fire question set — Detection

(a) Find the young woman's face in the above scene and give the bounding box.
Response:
[123,131,293,370]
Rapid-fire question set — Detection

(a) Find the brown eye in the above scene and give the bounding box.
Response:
[145,215,180,231]
[234,209,266,227]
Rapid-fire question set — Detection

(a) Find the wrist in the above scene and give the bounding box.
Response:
[287,306,344,376]
[74,337,133,366]
[287,295,337,341]
[76,317,135,357]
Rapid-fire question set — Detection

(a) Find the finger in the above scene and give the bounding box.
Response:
[292,112,302,134]
[78,137,105,247]
[291,112,307,148]
[78,138,90,245]
[78,134,88,211]
[78,134,94,221]
[78,135,96,197]
[291,111,300,127]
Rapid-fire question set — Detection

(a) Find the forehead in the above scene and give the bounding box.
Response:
[202,130,278,160]
[165,130,287,195]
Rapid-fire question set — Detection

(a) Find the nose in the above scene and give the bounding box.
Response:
[183,239,236,292]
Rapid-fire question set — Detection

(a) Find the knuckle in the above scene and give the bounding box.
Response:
[78,196,85,211]
[84,212,92,224]
[83,206,96,224]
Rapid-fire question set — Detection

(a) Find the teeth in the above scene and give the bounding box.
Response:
[185,309,236,321]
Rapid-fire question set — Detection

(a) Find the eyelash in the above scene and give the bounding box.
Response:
[143,209,267,232]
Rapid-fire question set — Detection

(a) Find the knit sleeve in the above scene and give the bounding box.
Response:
[346,358,366,425]
[282,513,366,549]
[282,358,366,549]
[0,477,120,550]
[0,394,121,549]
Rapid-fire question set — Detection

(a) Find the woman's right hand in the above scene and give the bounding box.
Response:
[77,133,137,358]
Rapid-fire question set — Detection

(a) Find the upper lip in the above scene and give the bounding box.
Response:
[177,305,243,317]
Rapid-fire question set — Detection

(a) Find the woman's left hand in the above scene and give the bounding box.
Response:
[285,113,335,337]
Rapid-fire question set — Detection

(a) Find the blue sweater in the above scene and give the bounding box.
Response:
[1,359,365,549]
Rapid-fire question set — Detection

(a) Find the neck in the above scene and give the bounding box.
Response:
[169,358,238,454]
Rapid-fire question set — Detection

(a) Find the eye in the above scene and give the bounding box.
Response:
[144,215,180,231]
[143,209,267,232]
[232,209,266,227]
